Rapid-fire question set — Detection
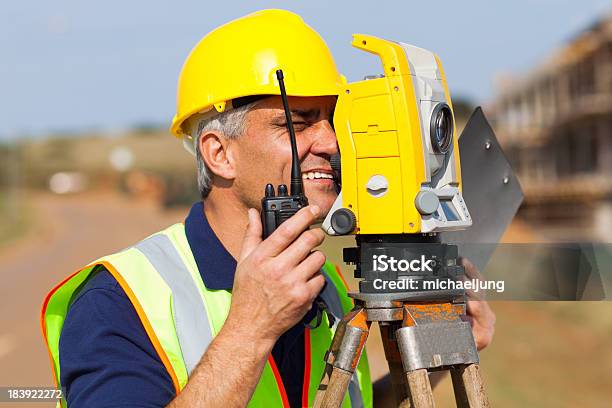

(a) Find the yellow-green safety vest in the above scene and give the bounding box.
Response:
[41,223,372,407]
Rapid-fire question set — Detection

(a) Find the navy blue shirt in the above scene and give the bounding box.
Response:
[59,202,317,407]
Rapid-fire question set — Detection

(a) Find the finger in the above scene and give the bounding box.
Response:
[304,271,326,299]
[260,205,320,257]
[293,250,327,282]
[472,322,495,351]
[467,298,495,324]
[466,298,481,317]
[459,271,482,301]
[463,313,474,328]
[239,208,263,261]
[460,257,486,300]
[464,286,484,301]
[466,299,496,351]
[460,257,484,280]
[277,228,325,267]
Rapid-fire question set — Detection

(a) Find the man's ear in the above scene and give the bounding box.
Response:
[198,131,237,180]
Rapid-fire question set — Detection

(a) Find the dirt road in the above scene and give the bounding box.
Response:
[0,191,186,398]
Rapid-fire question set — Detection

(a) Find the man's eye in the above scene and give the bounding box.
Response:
[279,121,307,129]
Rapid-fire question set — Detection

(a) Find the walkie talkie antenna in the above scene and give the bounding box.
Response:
[276,69,304,197]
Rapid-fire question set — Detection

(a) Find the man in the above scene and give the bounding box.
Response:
[42,9,495,408]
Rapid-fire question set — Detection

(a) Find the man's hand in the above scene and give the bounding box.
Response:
[227,205,327,342]
[168,205,325,407]
[460,258,496,351]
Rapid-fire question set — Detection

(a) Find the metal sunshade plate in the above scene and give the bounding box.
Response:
[441,107,524,272]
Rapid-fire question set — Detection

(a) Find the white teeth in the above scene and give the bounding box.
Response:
[302,171,334,180]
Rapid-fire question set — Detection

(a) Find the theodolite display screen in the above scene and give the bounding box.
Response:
[440,200,460,222]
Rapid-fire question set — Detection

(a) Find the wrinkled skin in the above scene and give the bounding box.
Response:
[230,95,339,218]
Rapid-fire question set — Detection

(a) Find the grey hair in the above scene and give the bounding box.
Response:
[188,102,258,198]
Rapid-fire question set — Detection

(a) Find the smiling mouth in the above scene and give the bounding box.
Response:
[301,170,335,180]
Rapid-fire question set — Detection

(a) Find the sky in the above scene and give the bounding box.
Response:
[0,0,610,139]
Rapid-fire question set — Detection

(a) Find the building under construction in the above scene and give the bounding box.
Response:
[490,14,612,241]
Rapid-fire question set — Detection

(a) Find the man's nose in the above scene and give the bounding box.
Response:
[309,120,338,156]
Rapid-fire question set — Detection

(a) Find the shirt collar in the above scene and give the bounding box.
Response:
[184,201,237,290]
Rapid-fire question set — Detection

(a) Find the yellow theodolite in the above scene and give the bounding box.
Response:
[323,33,471,236]
[316,35,490,408]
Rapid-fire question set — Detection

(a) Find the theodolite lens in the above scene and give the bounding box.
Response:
[430,103,453,154]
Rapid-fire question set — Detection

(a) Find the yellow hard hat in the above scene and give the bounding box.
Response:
[170,9,344,137]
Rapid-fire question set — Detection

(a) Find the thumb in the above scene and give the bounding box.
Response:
[239,208,262,261]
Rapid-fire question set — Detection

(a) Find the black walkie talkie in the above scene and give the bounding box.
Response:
[261,69,309,239]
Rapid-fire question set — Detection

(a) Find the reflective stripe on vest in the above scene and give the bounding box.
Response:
[42,223,372,407]
[134,233,211,376]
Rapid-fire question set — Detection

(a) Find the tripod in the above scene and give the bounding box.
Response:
[313,237,490,407]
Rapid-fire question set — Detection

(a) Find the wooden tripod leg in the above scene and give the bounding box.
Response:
[313,317,350,407]
[405,369,435,408]
[395,306,435,408]
[313,308,369,408]
[317,367,353,408]
[450,364,490,408]
[380,325,411,407]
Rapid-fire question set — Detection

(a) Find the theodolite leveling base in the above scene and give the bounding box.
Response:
[313,295,490,408]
